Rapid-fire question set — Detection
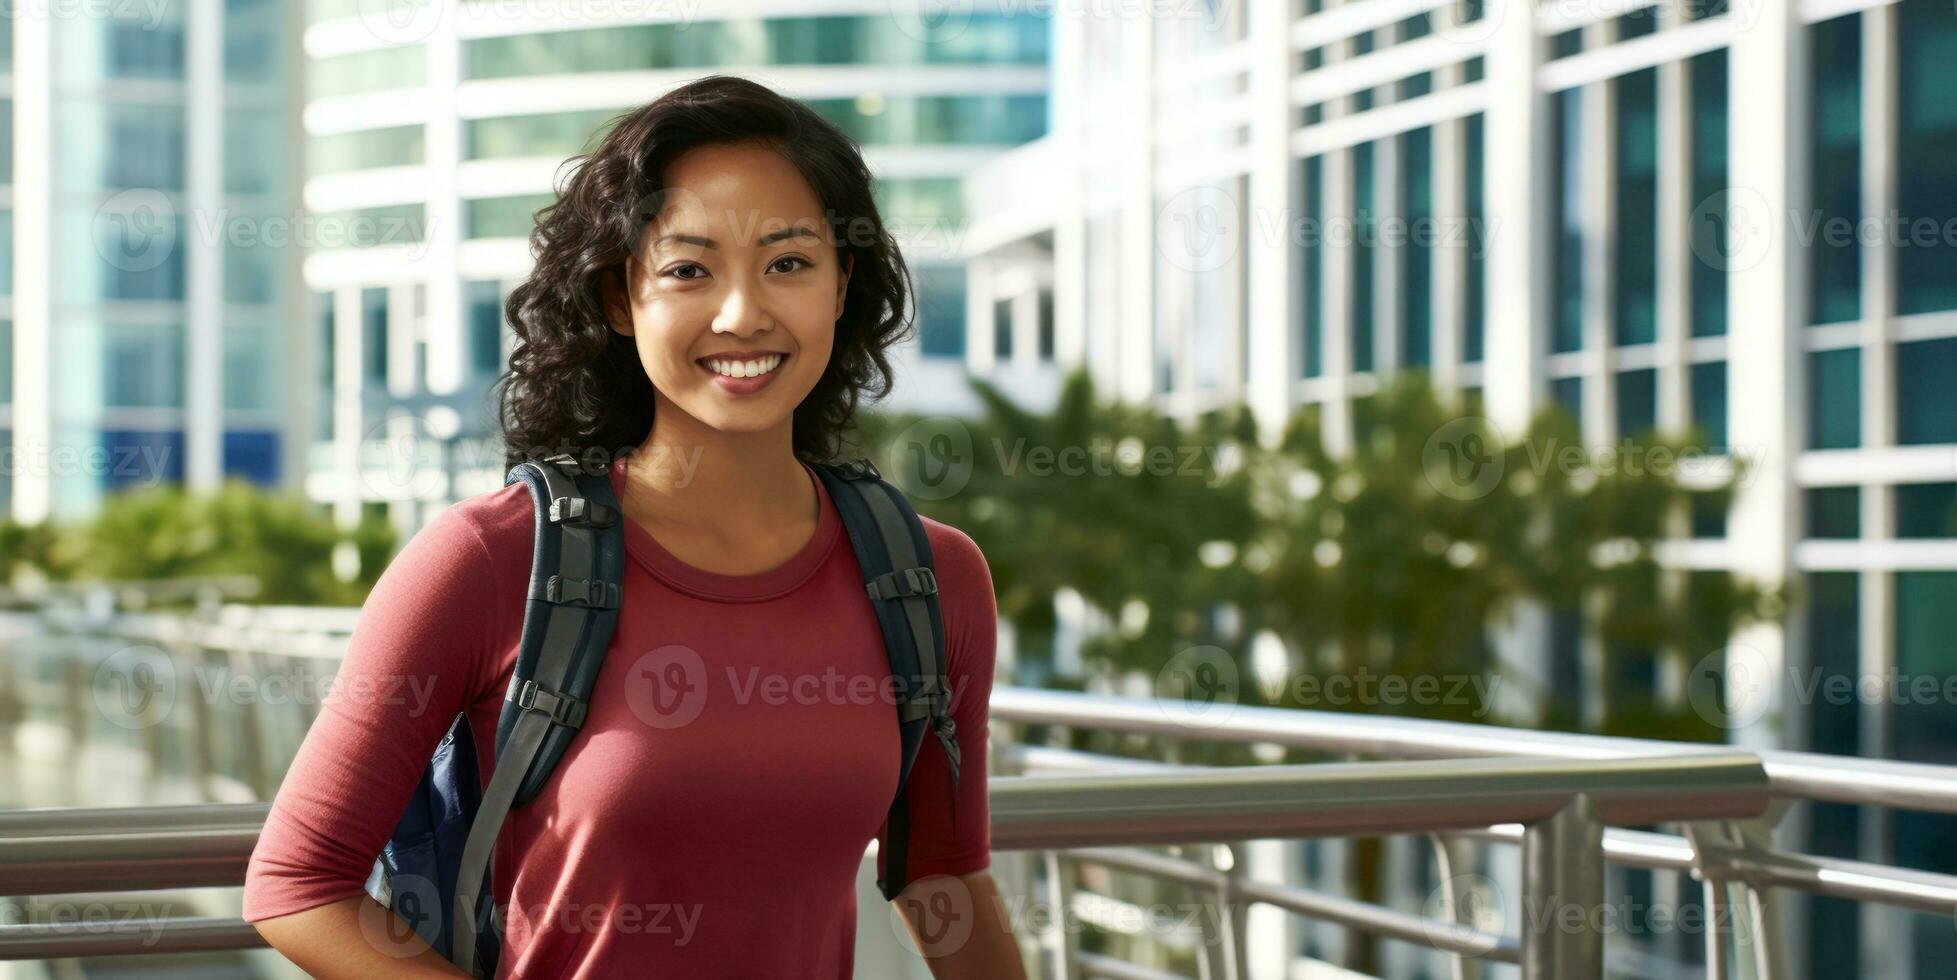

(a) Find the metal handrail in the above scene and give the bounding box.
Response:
[0,755,1771,979]
[990,686,1957,979]
[991,685,1957,814]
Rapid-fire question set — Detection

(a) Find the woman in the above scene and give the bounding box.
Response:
[244,75,1023,978]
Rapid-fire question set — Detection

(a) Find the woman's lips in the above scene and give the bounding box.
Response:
[698,353,788,395]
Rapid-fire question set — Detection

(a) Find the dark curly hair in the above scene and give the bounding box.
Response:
[495,74,914,472]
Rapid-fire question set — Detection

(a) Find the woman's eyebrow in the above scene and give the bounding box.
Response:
[651,223,822,250]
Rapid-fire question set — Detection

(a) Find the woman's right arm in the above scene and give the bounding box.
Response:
[243,503,516,977]
[251,895,467,978]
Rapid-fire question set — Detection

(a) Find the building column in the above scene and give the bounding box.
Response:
[184,0,225,492]
[1482,0,1553,728]
[1724,0,1806,757]
[1482,0,1550,438]
[9,8,53,524]
[1117,11,1157,405]
[423,13,465,400]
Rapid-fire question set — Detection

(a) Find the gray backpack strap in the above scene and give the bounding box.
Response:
[452,453,624,977]
[812,456,959,902]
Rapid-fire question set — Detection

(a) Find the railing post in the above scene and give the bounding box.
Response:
[1521,794,1605,980]
[1685,817,1790,980]
[1426,832,1484,980]
[1042,849,1075,980]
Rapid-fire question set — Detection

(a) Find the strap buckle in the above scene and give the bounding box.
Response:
[549,495,617,528]
[543,574,620,608]
[835,456,881,481]
[511,679,588,728]
[866,566,936,601]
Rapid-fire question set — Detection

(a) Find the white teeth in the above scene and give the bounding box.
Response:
[705,354,783,379]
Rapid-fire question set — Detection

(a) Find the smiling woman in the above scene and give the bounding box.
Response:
[242,75,1024,979]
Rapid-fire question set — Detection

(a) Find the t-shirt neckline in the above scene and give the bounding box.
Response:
[607,456,842,603]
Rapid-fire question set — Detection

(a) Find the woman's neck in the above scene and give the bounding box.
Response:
[619,423,815,540]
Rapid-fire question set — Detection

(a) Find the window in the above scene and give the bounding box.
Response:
[362,287,389,385]
[995,298,1013,361]
[1806,487,1860,538]
[1808,348,1861,449]
[311,125,424,174]
[104,322,186,407]
[223,324,273,411]
[1689,361,1727,453]
[1896,483,1957,539]
[1552,376,1584,431]
[1297,155,1325,378]
[309,45,424,99]
[1689,49,1728,337]
[1615,68,1658,345]
[1402,128,1433,368]
[1897,337,1957,444]
[223,431,281,487]
[1037,289,1055,362]
[99,430,184,492]
[1898,0,1957,314]
[466,281,505,377]
[1809,14,1861,324]
[1552,88,1585,353]
[1352,141,1376,371]
[466,195,554,240]
[1616,369,1657,438]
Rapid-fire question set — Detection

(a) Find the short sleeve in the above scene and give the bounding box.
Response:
[892,521,998,883]
[241,503,512,923]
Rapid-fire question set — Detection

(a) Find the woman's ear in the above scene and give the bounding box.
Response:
[833,252,852,321]
[603,263,635,337]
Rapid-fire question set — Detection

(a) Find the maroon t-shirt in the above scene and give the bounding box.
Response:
[242,457,997,977]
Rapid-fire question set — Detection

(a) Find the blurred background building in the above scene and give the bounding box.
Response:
[3,1,305,525]
[2,0,1956,978]
[962,0,1957,975]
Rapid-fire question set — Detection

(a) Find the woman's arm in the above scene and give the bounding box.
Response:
[243,502,519,971]
[892,524,1024,976]
[895,869,1029,980]
[251,895,468,979]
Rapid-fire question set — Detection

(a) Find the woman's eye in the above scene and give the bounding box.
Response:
[667,263,706,280]
[771,256,810,274]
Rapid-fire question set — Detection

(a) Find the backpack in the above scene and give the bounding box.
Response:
[361,452,961,978]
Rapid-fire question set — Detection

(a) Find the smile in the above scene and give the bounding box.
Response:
[699,353,785,379]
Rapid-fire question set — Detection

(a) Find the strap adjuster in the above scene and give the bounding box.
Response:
[511,679,588,728]
[866,566,937,601]
[543,574,620,608]
[836,456,881,481]
[549,496,618,528]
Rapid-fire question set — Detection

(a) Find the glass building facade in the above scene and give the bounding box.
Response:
[958,1,1957,976]
[5,1,300,522]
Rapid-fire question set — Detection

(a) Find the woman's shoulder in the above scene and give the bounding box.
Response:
[410,479,539,573]
[917,515,991,590]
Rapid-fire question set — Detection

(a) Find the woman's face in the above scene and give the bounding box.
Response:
[606,140,850,439]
